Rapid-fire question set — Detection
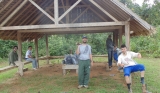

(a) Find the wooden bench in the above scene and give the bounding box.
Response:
[0,61,31,74]
[62,64,78,75]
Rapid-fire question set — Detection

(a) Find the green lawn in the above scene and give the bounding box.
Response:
[0,57,159,93]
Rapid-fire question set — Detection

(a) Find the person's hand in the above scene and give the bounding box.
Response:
[91,61,93,66]
[120,64,124,67]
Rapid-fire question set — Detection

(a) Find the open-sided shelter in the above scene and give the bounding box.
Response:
[0,0,155,63]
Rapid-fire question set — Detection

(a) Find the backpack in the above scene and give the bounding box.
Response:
[65,55,73,64]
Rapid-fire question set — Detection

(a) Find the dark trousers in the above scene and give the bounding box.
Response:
[108,50,113,67]
[78,60,90,85]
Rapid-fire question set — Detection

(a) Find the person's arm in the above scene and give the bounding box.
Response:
[117,56,124,68]
[90,54,93,66]
[89,46,93,66]
[137,53,142,58]
[27,51,32,58]
[130,51,142,58]
[76,45,80,55]
[9,52,14,65]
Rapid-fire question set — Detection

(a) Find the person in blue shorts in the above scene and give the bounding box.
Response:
[117,44,150,93]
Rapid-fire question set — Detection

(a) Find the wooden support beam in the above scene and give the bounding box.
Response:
[71,7,89,23]
[89,0,118,22]
[0,22,126,30]
[0,0,28,26]
[29,0,55,23]
[113,31,116,46]
[54,0,59,24]
[46,5,90,9]
[17,32,22,61]
[45,34,49,64]
[59,0,82,21]
[35,37,39,68]
[125,22,130,50]
[19,26,122,33]
[30,1,55,25]
[119,28,122,47]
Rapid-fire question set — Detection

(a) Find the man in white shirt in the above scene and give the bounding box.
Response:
[118,44,149,93]
[25,46,37,70]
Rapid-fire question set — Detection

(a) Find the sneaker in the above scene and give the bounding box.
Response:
[84,85,89,88]
[33,68,37,70]
[78,85,83,89]
[142,84,152,93]
[128,89,132,93]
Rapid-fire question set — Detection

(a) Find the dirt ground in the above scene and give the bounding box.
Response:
[1,62,126,92]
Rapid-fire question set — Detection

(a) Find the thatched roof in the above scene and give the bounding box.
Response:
[0,0,155,41]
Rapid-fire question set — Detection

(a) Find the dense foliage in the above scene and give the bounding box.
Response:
[0,0,160,58]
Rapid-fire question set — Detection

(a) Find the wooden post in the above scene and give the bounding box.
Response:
[35,38,39,68]
[115,31,118,47]
[17,32,22,61]
[119,28,122,47]
[125,22,130,50]
[113,31,116,46]
[45,34,49,64]
[54,0,59,24]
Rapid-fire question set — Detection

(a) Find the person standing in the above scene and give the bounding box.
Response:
[8,46,18,66]
[106,35,114,70]
[25,46,38,70]
[117,44,150,93]
[76,36,93,89]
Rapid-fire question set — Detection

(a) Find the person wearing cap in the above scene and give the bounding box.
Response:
[106,34,114,70]
[76,36,93,89]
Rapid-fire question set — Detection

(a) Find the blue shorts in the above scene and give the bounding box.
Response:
[123,64,145,76]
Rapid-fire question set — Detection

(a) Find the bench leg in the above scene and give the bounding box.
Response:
[76,69,78,74]
[63,69,66,75]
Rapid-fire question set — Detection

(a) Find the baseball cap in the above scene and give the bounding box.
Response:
[82,36,87,39]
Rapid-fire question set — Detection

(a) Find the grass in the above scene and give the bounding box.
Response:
[0,57,160,93]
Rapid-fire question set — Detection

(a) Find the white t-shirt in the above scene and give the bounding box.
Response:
[118,51,139,68]
[25,50,32,58]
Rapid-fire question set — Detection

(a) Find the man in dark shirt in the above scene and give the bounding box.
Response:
[106,35,114,70]
[8,46,18,66]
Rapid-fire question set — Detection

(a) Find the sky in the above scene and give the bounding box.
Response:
[133,0,154,6]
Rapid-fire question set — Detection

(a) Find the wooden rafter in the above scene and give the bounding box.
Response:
[0,0,27,26]
[0,0,13,14]
[30,1,55,25]
[81,1,107,22]
[89,0,118,22]
[59,0,82,21]
[29,0,55,23]
[71,7,89,23]
[61,0,65,12]
[7,1,36,26]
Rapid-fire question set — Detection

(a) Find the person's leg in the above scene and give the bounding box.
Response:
[131,64,147,92]
[26,58,36,68]
[124,67,132,92]
[83,60,90,87]
[78,60,85,86]
[108,50,112,69]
